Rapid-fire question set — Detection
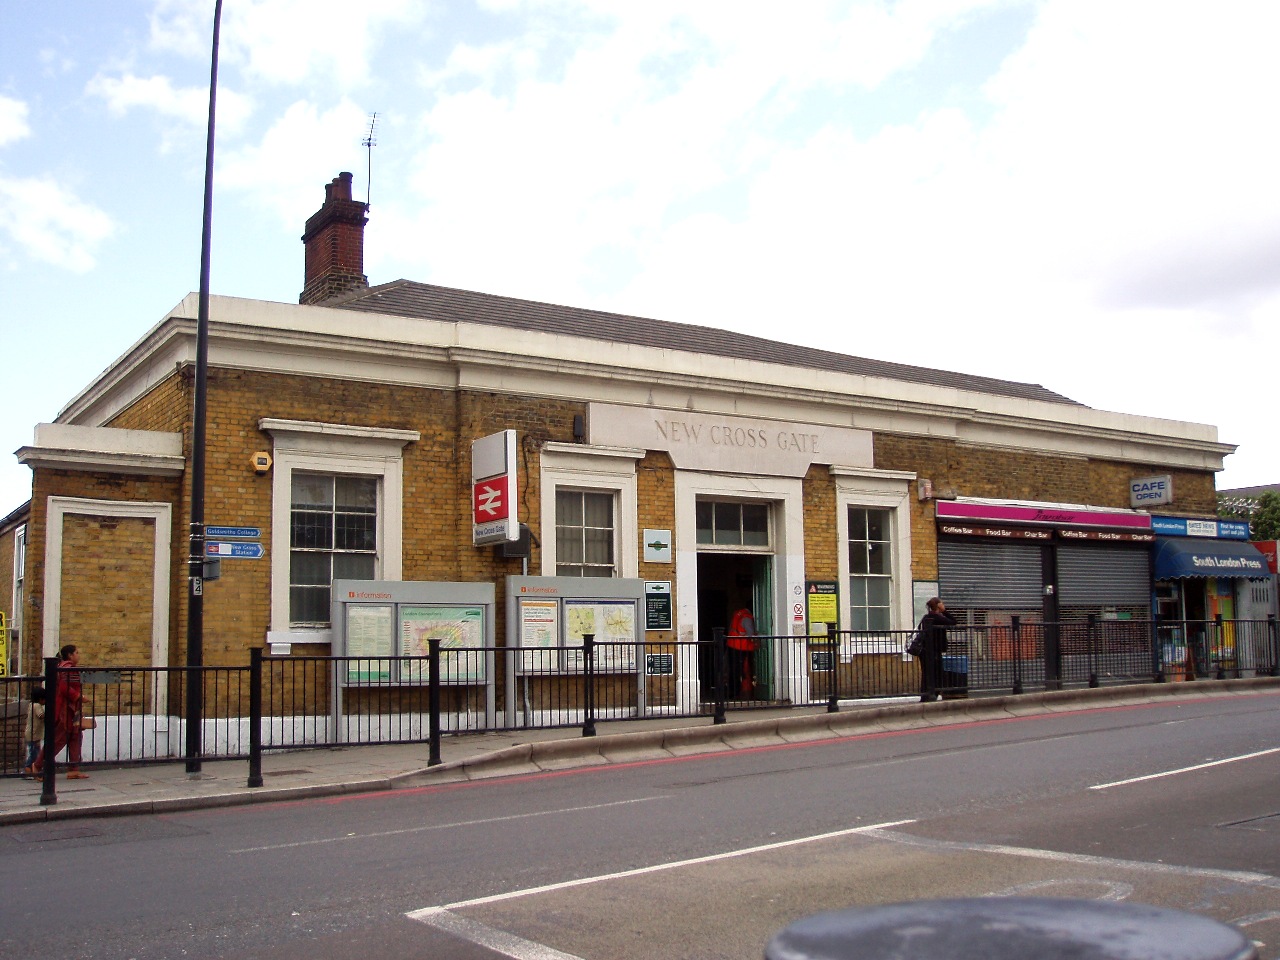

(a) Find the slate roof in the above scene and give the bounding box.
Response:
[331,280,1080,406]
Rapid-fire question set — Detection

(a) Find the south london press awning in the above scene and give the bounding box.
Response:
[1153,537,1271,580]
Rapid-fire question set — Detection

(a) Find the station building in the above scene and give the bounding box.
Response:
[2,172,1255,710]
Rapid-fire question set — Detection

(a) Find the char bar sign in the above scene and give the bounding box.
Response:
[935,501,1151,530]
[939,524,1052,540]
[1058,529,1155,543]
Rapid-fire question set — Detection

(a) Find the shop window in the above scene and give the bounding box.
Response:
[556,489,616,577]
[696,501,770,547]
[289,474,379,625]
[848,507,892,631]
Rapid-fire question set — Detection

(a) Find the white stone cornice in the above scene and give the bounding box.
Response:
[16,424,185,476]
[49,293,1235,475]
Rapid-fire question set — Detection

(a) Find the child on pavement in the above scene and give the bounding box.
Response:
[23,685,45,777]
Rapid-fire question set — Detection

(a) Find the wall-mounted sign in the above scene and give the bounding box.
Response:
[472,430,518,545]
[938,523,1053,541]
[805,581,839,631]
[643,529,672,564]
[936,500,1150,530]
[1129,475,1173,507]
[645,653,674,676]
[644,581,672,631]
[1149,515,1250,540]
[1058,530,1155,543]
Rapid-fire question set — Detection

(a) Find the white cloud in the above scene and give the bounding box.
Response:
[0,95,31,147]
[86,72,253,138]
[0,176,115,272]
[218,98,372,223]
[150,0,426,88]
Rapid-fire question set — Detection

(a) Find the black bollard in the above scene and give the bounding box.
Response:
[764,897,1257,960]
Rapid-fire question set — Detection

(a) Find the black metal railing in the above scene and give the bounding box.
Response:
[3,617,1275,790]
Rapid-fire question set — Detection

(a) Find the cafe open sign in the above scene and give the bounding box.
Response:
[1130,475,1172,507]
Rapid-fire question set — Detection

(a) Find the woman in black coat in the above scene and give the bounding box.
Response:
[918,597,957,702]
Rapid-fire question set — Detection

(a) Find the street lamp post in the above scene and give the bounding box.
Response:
[186,0,222,775]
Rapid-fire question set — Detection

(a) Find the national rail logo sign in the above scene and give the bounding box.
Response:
[471,430,519,546]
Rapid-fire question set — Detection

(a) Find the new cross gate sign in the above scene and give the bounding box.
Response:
[206,541,265,559]
[471,429,519,545]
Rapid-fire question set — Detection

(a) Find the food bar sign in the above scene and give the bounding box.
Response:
[472,430,519,545]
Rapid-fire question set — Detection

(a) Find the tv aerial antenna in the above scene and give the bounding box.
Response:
[362,112,378,207]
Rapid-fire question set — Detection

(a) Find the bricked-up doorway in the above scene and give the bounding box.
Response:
[42,497,172,676]
[696,552,774,702]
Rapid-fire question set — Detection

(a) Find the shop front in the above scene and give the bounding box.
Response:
[1150,516,1272,675]
[935,499,1155,688]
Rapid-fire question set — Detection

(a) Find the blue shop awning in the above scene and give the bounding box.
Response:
[1153,537,1271,580]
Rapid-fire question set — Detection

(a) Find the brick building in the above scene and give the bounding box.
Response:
[4,172,1258,714]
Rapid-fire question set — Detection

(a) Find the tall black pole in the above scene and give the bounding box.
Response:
[186,0,222,775]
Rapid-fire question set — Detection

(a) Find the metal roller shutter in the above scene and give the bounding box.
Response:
[938,541,1042,607]
[1057,545,1149,605]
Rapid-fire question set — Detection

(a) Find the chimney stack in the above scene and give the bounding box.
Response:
[299,172,369,304]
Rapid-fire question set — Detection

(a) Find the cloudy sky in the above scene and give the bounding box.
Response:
[2,0,1278,515]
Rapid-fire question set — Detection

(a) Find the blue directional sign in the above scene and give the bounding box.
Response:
[207,525,261,539]
[206,541,265,559]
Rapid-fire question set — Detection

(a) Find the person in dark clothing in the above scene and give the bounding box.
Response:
[918,597,957,702]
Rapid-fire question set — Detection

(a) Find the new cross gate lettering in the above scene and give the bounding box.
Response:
[654,418,819,455]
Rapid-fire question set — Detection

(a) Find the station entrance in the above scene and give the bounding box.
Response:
[696,552,774,702]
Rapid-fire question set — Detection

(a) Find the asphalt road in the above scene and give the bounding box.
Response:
[2,690,1277,960]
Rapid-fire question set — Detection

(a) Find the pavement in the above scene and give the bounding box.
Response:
[2,677,1276,825]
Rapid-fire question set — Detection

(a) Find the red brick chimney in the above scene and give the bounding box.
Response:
[299,172,369,304]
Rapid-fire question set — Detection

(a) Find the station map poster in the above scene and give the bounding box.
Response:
[517,599,560,674]
[564,599,637,672]
[400,605,486,682]
[346,604,393,683]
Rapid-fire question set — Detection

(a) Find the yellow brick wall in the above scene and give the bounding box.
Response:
[22,362,1225,670]
[874,434,1218,580]
[58,513,156,665]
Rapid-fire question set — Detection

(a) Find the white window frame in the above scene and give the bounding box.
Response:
[261,419,418,645]
[832,467,915,649]
[539,443,642,579]
[10,523,24,670]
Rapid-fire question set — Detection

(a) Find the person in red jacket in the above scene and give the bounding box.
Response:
[727,607,758,699]
[31,643,89,779]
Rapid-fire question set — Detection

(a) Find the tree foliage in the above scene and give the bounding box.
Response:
[1250,491,1280,541]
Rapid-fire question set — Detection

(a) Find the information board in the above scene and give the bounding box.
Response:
[517,599,560,673]
[564,599,638,672]
[346,604,394,683]
[400,605,486,682]
[645,581,673,631]
[806,581,839,633]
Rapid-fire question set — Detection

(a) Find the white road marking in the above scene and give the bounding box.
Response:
[407,819,915,918]
[859,827,1280,887]
[418,910,586,960]
[1089,747,1280,791]
[229,796,666,853]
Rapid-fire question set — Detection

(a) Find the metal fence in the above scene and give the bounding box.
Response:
[2,616,1275,780]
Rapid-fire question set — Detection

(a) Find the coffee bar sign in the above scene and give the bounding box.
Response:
[587,404,873,477]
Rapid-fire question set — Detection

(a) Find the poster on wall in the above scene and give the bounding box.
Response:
[517,599,560,673]
[806,581,839,635]
[564,599,638,672]
[400,605,487,682]
[345,604,394,683]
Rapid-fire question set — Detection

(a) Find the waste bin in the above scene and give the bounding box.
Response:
[940,654,968,698]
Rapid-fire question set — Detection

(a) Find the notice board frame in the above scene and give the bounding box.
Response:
[331,579,497,730]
